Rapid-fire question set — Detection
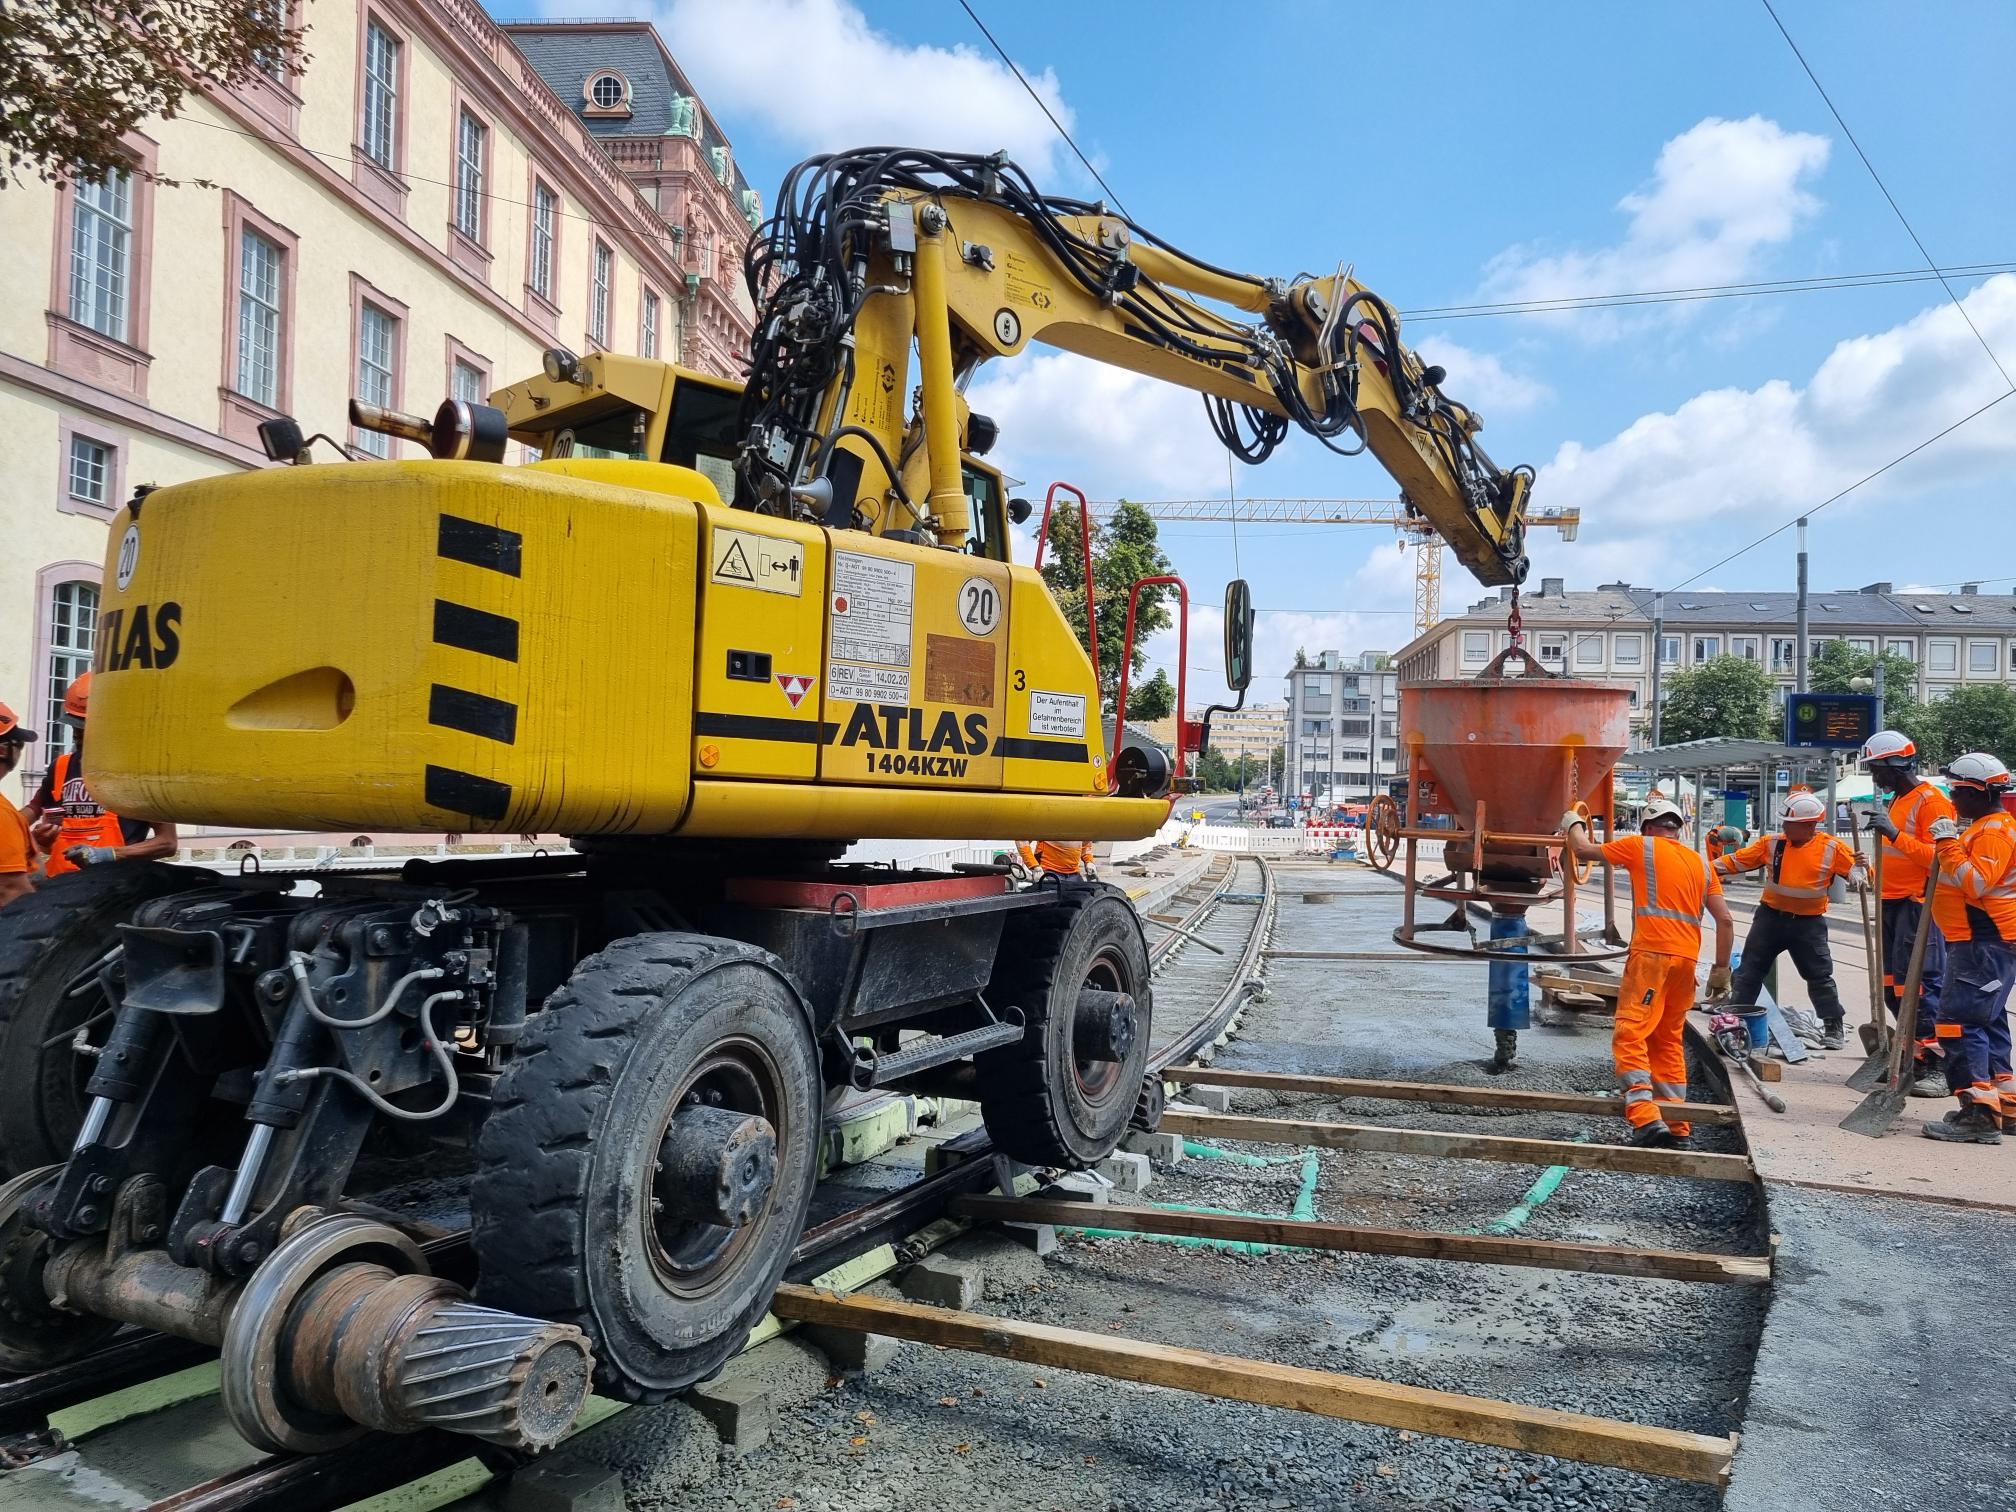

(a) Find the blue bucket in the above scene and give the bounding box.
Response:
[1736,1008,1769,1050]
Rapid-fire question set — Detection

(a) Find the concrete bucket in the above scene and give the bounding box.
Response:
[1363,647,1632,960]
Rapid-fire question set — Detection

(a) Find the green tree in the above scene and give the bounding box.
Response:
[1194,747,1234,791]
[1933,685,2016,763]
[1,2,305,186]
[1293,647,1311,669]
[1888,696,1946,764]
[1039,499,1174,708]
[1808,640,1918,700]
[1657,655,1779,743]
[1125,667,1175,722]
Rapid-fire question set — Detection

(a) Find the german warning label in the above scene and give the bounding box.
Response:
[1028,690,1086,738]
[831,551,913,667]
[711,528,805,596]
[830,661,910,705]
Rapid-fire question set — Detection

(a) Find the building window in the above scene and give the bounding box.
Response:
[1770,637,1796,673]
[1613,634,1642,667]
[530,181,557,303]
[361,20,400,169]
[1461,631,1490,663]
[67,437,110,509]
[355,302,397,457]
[452,359,484,403]
[235,228,284,408]
[1573,633,1603,667]
[1847,637,1874,655]
[1730,635,1760,663]
[1928,638,1959,673]
[1659,635,1679,666]
[642,288,660,358]
[1968,639,1998,673]
[1537,633,1566,666]
[454,110,486,242]
[590,241,613,346]
[45,581,98,763]
[1886,639,1915,662]
[69,166,134,341]
[1691,635,1720,662]
[252,0,290,79]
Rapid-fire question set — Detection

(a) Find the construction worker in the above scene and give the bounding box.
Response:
[1017,839,1094,882]
[1857,729,1953,1094]
[1919,753,2016,1145]
[0,703,40,907]
[24,674,178,876]
[1562,795,1735,1149]
[1714,791,1863,1049]
[1704,822,1745,868]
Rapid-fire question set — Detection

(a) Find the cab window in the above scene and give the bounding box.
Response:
[961,463,1007,562]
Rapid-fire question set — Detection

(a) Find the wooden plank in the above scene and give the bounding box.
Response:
[770,1285,1735,1486]
[1159,1111,1756,1183]
[956,1195,1771,1285]
[1532,972,1623,998]
[1165,1064,1738,1127]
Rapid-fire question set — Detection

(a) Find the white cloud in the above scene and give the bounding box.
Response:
[1537,274,2016,569]
[652,0,1078,180]
[967,351,1231,499]
[1413,336,1553,418]
[1478,116,1830,337]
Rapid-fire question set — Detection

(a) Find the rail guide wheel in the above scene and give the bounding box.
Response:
[472,934,821,1402]
[0,1165,120,1373]
[1364,795,1402,871]
[978,883,1153,1168]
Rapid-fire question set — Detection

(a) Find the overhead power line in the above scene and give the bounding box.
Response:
[1760,0,2014,391]
[954,0,1132,219]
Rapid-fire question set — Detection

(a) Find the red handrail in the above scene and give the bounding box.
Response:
[1033,481,1099,694]
[1110,575,1188,795]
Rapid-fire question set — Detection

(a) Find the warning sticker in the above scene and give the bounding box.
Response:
[1003,251,1056,312]
[830,661,911,705]
[711,528,806,596]
[776,673,816,708]
[924,634,995,708]
[831,551,913,667]
[1028,690,1086,738]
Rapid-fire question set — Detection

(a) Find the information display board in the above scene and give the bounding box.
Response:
[1784,692,1878,750]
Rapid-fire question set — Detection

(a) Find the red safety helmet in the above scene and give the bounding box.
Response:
[0,703,38,744]
[62,673,91,723]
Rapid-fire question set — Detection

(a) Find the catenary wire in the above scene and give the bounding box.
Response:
[1760,0,2014,391]
[953,0,1132,220]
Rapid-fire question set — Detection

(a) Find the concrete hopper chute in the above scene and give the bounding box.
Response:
[1363,645,1633,961]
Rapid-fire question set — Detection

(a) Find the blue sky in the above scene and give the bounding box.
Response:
[532,0,2016,700]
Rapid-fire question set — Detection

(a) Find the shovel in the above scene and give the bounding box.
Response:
[1846,836,1893,1091]
[1840,869,1937,1136]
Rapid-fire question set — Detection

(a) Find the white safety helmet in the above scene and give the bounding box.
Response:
[1642,796,1685,827]
[1942,752,2012,793]
[1782,792,1827,822]
[1860,730,1917,769]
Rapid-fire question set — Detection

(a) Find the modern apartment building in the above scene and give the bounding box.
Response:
[1206,702,1287,764]
[1393,577,2016,739]
[1284,652,1398,803]
[0,0,755,809]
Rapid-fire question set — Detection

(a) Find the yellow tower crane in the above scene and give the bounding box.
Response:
[1089,500,1581,638]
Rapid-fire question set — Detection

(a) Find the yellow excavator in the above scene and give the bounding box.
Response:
[0,148,1534,1455]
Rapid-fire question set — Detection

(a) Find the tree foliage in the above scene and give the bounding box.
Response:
[1927,685,2016,766]
[1194,747,1268,792]
[1038,499,1174,708]
[1657,654,1779,743]
[1808,641,1918,701]
[0,1,305,187]
[1124,668,1174,723]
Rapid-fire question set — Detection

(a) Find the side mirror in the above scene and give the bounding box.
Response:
[1007,496,1032,525]
[256,415,307,464]
[1223,578,1254,693]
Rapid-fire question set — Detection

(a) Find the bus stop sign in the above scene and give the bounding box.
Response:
[1785,692,1878,750]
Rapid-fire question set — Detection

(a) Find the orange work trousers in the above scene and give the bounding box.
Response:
[1613,948,1697,1137]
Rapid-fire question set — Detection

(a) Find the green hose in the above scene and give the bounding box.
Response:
[1062,1141,1322,1255]
[1475,1132,1589,1236]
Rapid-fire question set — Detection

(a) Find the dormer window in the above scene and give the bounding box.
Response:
[583,71,631,118]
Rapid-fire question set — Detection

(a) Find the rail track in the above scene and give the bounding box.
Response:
[0,853,1278,1512]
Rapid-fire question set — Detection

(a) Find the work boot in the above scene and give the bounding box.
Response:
[1486,1029,1518,1075]
[1908,1071,1950,1098]
[1627,1120,1679,1150]
[1819,1021,1847,1051]
[1922,1106,2003,1144]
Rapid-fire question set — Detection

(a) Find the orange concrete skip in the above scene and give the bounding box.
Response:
[769,1285,1738,1486]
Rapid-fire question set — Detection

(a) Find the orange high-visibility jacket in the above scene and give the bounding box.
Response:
[1880,781,1956,900]
[1019,840,1091,875]
[1600,834,1723,958]
[1933,810,2016,943]
[1716,830,1857,916]
[42,752,124,878]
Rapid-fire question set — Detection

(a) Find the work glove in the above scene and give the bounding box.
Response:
[1558,808,1588,835]
[1861,809,1898,840]
[1706,964,1733,1000]
[1929,817,1961,842]
[65,845,118,867]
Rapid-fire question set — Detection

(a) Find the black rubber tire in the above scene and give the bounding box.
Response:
[978,883,1153,1168]
[0,863,196,1176]
[470,933,821,1402]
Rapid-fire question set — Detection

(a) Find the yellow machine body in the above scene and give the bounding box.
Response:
[85,446,1163,840]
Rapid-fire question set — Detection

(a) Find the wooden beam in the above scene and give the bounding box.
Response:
[1165,1065,1738,1127]
[770,1285,1735,1486]
[1159,1111,1756,1183]
[1532,972,1623,999]
[956,1195,1770,1286]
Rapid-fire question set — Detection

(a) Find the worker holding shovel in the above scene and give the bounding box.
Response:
[1920,753,2016,1146]
[1858,730,1953,1096]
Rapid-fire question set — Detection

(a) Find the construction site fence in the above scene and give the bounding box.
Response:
[1179,823,1446,865]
